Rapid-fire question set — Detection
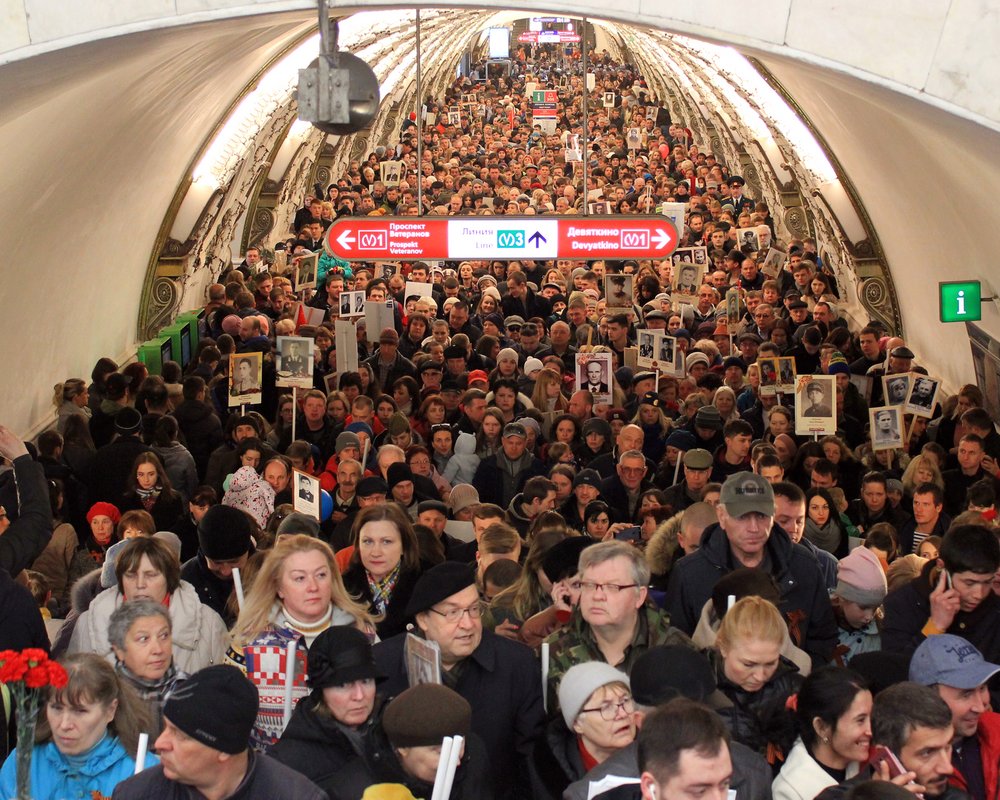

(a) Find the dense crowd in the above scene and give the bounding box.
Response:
[1,41,1000,800]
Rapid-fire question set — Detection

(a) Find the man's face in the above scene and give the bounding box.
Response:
[937,683,991,738]
[587,363,603,385]
[957,440,984,473]
[264,461,289,493]
[155,719,221,787]
[415,584,482,668]
[717,504,773,562]
[912,492,941,527]
[502,434,527,460]
[726,434,752,460]
[950,570,996,613]
[897,724,955,798]
[579,556,647,630]
[640,743,733,800]
[337,465,359,496]
[875,411,894,435]
[392,480,414,506]
[773,495,806,544]
[303,397,326,423]
[859,333,879,359]
[417,510,447,536]
[617,457,647,491]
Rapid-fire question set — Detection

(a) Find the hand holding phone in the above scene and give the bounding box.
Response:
[870,745,923,797]
[929,568,960,631]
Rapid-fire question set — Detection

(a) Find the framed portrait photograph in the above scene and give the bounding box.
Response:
[725,287,741,328]
[655,333,682,377]
[275,335,314,389]
[794,374,836,436]
[626,128,642,150]
[605,274,634,314]
[637,330,657,369]
[758,357,779,396]
[603,91,615,108]
[736,227,761,252]
[588,201,610,215]
[379,160,403,186]
[339,290,365,318]
[575,351,613,406]
[905,375,940,418]
[690,246,709,266]
[777,357,797,393]
[761,247,786,278]
[671,257,705,302]
[292,469,321,521]
[323,372,339,395]
[882,374,912,407]
[565,134,582,163]
[294,251,318,292]
[869,406,905,451]
[228,352,263,407]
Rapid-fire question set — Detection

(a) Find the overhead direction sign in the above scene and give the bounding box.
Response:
[939,281,983,323]
[325,216,679,262]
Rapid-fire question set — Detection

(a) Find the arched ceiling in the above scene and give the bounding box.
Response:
[1,4,999,437]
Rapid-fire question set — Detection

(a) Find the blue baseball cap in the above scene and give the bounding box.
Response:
[909,635,1000,689]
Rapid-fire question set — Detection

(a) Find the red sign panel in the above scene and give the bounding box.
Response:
[325,216,678,262]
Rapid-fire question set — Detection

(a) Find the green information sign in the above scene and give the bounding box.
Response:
[939,281,982,323]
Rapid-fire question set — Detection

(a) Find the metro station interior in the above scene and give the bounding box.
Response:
[2,1,999,437]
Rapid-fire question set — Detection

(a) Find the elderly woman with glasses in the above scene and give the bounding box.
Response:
[531,663,636,800]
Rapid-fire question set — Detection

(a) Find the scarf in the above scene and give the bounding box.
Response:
[135,485,160,512]
[367,563,401,615]
[804,517,840,554]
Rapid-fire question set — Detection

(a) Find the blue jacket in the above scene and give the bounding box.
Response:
[0,734,158,800]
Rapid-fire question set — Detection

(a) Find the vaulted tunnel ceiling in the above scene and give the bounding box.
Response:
[2,4,999,435]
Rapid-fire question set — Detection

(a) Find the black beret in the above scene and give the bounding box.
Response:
[197,505,253,560]
[542,537,596,583]
[404,562,476,616]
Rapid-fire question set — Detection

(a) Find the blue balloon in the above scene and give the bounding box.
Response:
[319,489,333,522]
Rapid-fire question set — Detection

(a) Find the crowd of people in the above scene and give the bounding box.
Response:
[2,40,1000,800]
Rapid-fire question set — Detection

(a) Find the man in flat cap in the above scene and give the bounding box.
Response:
[373,562,543,800]
[113,665,325,800]
[802,381,832,417]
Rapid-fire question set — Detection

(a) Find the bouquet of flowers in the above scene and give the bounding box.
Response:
[0,649,69,800]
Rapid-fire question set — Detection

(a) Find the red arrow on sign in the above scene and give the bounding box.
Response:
[323,216,678,261]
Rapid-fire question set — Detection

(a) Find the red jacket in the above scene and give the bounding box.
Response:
[950,710,1000,800]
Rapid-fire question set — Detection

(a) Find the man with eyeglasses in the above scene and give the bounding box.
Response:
[374,562,543,800]
[546,542,694,711]
[666,472,837,666]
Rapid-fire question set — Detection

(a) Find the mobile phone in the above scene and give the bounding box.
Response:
[614,526,642,543]
[869,745,906,779]
[945,569,953,590]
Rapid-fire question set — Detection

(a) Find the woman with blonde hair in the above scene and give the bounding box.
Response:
[901,452,944,495]
[53,378,90,433]
[531,368,569,413]
[0,653,157,799]
[711,596,802,759]
[713,386,740,424]
[229,534,376,751]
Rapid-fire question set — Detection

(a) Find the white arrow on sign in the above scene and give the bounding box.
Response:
[336,229,355,251]
[652,229,672,250]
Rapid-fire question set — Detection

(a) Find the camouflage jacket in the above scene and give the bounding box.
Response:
[544,603,693,712]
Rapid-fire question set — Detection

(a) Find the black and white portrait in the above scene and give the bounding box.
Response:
[637,331,656,366]
[276,336,314,388]
[905,376,940,417]
[228,352,263,407]
[795,374,836,436]
[759,357,778,396]
[605,274,633,312]
[575,352,613,406]
[657,334,678,375]
[293,469,321,520]
[869,406,904,451]
[883,374,911,406]
[736,227,760,252]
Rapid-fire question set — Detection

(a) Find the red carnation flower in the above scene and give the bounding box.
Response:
[47,661,69,689]
[21,649,48,666]
[24,666,49,689]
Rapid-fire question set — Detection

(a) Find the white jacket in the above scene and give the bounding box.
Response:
[68,580,227,673]
[772,738,860,800]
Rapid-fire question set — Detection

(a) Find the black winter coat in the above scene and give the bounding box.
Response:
[172,400,224,480]
[88,437,151,505]
[666,522,838,665]
[374,630,544,800]
[270,692,380,797]
[708,649,801,760]
[0,455,53,576]
[529,716,588,800]
[119,490,184,531]
[341,561,424,640]
[472,453,547,508]
[882,560,1000,662]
